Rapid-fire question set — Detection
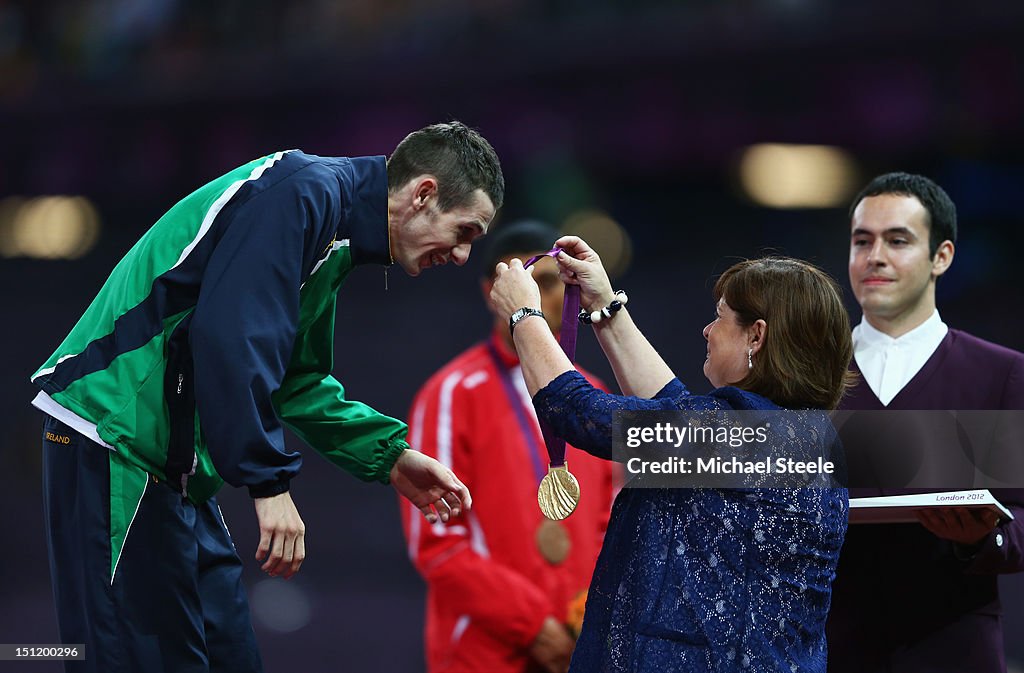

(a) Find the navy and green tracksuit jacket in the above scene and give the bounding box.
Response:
[32,151,409,573]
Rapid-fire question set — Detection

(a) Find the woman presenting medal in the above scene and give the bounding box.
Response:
[491,236,854,673]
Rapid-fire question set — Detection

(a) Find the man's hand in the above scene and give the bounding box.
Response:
[529,616,575,673]
[391,449,472,524]
[253,491,306,579]
[917,506,1000,546]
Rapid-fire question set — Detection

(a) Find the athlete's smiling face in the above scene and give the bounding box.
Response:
[389,177,495,277]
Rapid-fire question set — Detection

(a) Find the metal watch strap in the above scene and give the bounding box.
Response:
[509,307,544,334]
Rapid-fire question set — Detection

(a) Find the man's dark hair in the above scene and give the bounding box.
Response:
[849,172,957,257]
[477,219,559,279]
[388,121,504,212]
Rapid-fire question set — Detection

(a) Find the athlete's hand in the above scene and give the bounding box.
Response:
[390,449,472,524]
[253,491,306,579]
[529,616,575,673]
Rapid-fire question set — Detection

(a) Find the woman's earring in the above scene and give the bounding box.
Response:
[747,348,753,370]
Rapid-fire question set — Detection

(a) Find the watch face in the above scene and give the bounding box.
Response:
[510,307,541,332]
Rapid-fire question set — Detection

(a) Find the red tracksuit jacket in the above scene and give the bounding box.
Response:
[402,332,617,673]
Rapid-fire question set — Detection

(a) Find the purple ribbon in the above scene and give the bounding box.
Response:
[522,247,579,468]
[485,343,548,482]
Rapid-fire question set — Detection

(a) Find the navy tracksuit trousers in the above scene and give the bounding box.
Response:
[42,416,263,673]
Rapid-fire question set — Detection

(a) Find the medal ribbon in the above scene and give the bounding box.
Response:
[522,247,579,468]
[485,342,548,482]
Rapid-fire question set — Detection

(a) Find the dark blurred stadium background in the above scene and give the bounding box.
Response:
[2,1,1023,670]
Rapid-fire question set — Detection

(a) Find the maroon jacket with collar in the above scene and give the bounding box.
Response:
[827,329,1024,673]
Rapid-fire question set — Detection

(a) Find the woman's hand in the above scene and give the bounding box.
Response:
[552,235,615,311]
[490,257,542,320]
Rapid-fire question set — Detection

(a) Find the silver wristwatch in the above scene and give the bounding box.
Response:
[509,307,544,335]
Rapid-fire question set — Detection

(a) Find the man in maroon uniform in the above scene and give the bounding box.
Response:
[827,173,1024,672]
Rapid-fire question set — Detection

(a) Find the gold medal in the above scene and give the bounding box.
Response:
[538,463,580,520]
[535,518,572,564]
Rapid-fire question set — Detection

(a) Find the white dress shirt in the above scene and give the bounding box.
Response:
[852,310,949,406]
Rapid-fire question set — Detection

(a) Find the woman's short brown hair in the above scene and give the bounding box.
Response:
[714,257,855,410]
